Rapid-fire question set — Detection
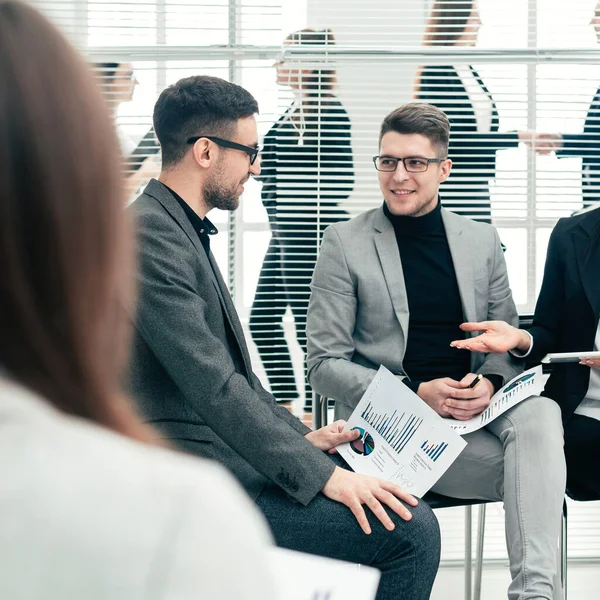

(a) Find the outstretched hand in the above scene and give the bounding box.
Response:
[450,321,530,354]
[322,466,417,534]
[305,420,360,453]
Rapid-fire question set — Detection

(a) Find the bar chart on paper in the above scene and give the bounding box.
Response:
[420,439,448,462]
[360,402,424,454]
[340,366,467,496]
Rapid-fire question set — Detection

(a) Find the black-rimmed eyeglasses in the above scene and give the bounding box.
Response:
[373,155,447,173]
[187,135,260,165]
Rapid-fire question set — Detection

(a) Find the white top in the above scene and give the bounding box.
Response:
[574,320,600,419]
[455,65,494,134]
[117,122,137,157]
[0,376,280,600]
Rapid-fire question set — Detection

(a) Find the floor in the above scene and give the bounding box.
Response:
[431,561,600,600]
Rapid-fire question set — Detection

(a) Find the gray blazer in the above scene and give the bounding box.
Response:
[306,205,522,419]
[129,179,335,505]
[0,376,278,599]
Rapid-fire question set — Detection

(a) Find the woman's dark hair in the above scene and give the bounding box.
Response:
[153,74,259,168]
[0,0,156,442]
[285,28,337,92]
[422,0,474,46]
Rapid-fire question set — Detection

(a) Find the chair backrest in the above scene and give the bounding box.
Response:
[566,486,600,503]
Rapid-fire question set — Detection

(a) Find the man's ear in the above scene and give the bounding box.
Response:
[439,158,452,183]
[190,138,213,168]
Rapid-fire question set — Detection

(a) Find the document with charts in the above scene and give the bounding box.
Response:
[339,366,467,497]
[445,365,544,436]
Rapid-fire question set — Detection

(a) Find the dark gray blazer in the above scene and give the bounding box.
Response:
[129,179,335,505]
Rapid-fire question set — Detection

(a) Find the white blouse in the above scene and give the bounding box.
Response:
[574,320,600,420]
[455,65,494,134]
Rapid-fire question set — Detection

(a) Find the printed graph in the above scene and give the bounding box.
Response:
[360,401,423,453]
[478,373,537,423]
[350,427,375,456]
[420,440,448,462]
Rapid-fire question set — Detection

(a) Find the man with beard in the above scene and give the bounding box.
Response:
[128,76,440,599]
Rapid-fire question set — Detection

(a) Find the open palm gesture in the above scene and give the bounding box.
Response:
[450,321,530,354]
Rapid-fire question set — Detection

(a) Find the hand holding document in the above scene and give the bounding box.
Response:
[445,366,544,435]
[338,366,467,497]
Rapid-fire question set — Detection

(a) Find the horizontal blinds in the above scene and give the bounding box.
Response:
[34,0,600,563]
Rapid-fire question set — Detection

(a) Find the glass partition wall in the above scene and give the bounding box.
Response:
[32,0,600,565]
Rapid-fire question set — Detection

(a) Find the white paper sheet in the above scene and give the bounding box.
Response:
[270,548,381,600]
[339,366,467,497]
[445,365,544,435]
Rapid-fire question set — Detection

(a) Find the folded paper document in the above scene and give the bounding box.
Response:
[446,366,544,435]
[339,366,467,497]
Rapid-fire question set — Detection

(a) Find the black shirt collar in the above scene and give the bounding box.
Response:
[383,196,444,236]
[160,183,218,255]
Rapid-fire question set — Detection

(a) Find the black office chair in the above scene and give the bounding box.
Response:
[424,492,491,600]
[559,486,600,600]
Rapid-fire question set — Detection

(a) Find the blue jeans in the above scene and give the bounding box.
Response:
[256,454,440,600]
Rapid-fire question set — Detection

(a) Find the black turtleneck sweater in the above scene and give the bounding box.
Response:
[384,199,472,393]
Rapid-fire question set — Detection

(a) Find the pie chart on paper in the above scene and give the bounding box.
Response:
[350,427,375,456]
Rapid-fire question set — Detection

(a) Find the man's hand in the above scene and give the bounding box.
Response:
[418,377,463,416]
[534,132,563,154]
[305,420,360,453]
[450,320,531,354]
[580,358,600,371]
[322,466,418,534]
[444,374,494,421]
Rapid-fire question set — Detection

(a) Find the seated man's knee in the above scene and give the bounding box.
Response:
[396,500,441,558]
[508,395,563,440]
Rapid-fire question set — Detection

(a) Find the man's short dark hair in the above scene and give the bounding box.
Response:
[379,102,450,157]
[153,75,259,167]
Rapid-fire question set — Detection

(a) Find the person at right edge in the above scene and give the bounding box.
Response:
[451,205,600,498]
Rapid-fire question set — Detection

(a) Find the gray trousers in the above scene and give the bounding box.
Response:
[432,395,566,600]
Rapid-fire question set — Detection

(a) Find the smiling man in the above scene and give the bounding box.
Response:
[307,103,567,600]
[128,79,441,600]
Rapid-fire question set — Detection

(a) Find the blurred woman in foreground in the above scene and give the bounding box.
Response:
[0,1,278,597]
[451,207,600,497]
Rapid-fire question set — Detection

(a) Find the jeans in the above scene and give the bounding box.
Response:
[255,454,441,600]
[432,395,566,600]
